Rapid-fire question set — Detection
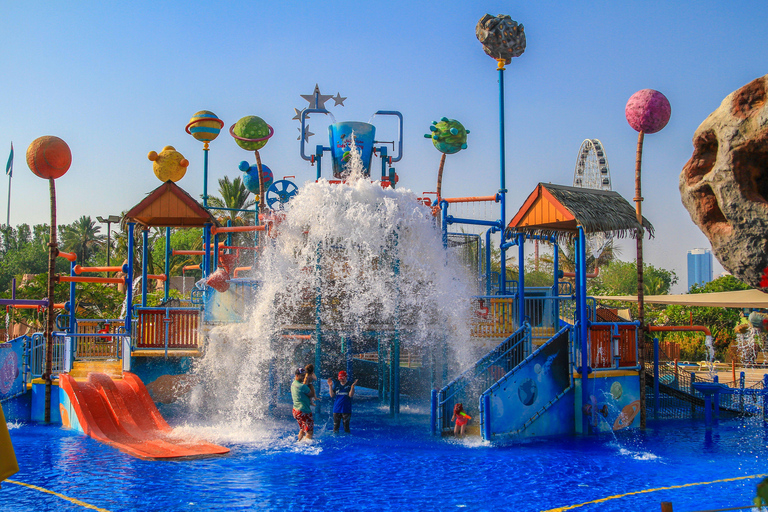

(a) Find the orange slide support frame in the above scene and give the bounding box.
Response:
[59,372,229,459]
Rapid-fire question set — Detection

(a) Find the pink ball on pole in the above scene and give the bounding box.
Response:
[625,89,671,134]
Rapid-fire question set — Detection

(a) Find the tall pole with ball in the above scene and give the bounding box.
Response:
[476,14,526,295]
[186,111,224,209]
[26,136,71,423]
[625,89,670,428]
[230,116,274,214]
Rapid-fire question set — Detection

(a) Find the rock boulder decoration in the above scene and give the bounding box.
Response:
[680,74,768,290]
[476,14,526,64]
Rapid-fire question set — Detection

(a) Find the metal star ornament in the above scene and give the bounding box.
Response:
[300,84,333,110]
[332,93,346,106]
[298,125,315,142]
[292,108,305,121]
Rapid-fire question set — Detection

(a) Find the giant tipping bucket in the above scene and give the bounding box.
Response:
[329,122,375,178]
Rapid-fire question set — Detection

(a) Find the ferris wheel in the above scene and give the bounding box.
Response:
[573,139,613,259]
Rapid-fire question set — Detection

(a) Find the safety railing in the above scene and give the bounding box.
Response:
[432,324,530,435]
[588,322,639,369]
[470,294,575,341]
[71,318,125,360]
[134,307,200,353]
[28,332,67,379]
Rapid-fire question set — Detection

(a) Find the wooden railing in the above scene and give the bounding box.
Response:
[135,308,200,350]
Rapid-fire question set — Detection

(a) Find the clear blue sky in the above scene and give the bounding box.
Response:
[2,1,767,292]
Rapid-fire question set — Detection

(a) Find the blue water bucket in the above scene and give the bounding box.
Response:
[329,122,376,178]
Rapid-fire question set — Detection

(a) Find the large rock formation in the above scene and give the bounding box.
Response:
[680,75,768,290]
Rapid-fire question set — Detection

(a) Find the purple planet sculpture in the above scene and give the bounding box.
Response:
[625,89,671,134]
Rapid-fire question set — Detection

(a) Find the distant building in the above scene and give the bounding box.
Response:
[687,248,713,291]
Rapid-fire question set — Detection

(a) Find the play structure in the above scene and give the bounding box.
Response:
[3,17,768,470]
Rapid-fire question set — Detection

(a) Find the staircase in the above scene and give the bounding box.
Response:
[68,360,122,381]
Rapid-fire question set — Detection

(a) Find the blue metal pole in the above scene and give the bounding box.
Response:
[577,227,589,434]
[430,389,437,436]
[483,393,492,440]
[553,242,559,294]
[441,201,448,249]
[68,261,76,335]
[125,222,135,336]
[316,145,323,181]
[202,146,209,208]
[498,62,508,298]
[653,337,659,419]
[164,227,170,301]
[517,233,525,326]
[379,146,387,180]
[141,229,149,307]
[485,228,494,295]
[213,234,219,272]
[763,374,767,424]
[226,219,232,247]
[203,223,212,278]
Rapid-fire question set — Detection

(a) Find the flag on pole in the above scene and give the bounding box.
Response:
[5,143,12,177]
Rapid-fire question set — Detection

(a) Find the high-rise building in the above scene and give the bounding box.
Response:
[687,248,713,291]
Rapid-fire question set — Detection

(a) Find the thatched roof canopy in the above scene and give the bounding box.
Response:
[507,183,653,242]
[126,181,219,229]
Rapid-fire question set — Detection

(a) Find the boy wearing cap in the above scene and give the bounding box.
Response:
[327,371,358,433]
[291,367,317,441]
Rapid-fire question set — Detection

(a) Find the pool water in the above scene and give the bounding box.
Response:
[2,394,767,512]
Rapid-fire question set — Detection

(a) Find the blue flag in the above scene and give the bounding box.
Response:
[5,143,12,177]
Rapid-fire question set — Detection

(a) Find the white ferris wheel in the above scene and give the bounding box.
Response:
[573,138,612,259]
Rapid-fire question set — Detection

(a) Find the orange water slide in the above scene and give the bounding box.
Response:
[59,372,229,460]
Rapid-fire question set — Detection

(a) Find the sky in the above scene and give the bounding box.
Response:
[1,1,767,293]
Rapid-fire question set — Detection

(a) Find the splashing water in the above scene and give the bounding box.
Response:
[189,141,476,431]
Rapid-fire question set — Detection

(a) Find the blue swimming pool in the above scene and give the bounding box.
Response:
[2,395,767,512]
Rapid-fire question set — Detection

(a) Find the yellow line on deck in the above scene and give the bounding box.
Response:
[5,479,112,512]
[541,473,768,511]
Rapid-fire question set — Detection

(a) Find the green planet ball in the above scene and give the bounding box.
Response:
[425,117,469,155]
[233,115,271,151]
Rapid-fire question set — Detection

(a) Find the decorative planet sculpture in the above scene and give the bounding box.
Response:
[425,117,470,155]
[230,115,274,151]
[238,161,273,194]
[26,136,72,180]
[186,110,224,143]
[148,146,189,182]
[625,89,671,134]
[476,14,526,64]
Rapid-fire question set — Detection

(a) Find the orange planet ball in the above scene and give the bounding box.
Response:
[26,136,72,180]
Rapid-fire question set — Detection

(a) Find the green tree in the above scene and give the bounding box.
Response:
[208,176,255,226]
[60,216,104,264]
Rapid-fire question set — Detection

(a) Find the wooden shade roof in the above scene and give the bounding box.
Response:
[507,183,653,242]
[125,181,218,228]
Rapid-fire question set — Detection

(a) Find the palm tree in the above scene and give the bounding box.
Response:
[60,216,104,264]
[207,176,256,226]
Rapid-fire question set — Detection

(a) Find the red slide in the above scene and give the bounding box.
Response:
[59,372,229,460]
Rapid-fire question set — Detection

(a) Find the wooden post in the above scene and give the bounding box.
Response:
[660,502,673,512]
[634,130,647,429]
[44,177,59,423]
[732,360,736,385]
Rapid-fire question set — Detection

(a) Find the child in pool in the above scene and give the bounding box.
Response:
[451,403,471,437]
[304,364,318,406]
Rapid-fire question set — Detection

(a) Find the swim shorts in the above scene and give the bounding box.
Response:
[292,408,314,433]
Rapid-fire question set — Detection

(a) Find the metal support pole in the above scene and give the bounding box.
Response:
[203,223,212,278]
[653,337,659,419]
[202,145,209,208]
[577,227,590,434]
[164,227,171,301]
[498,60,508,297]
[68,261,76,335]
[517,233,525,327]
[126,222,135,336]
[141,229,149,307]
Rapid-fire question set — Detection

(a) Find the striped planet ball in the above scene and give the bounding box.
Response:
[188,110,222,143]
[232,115,271,151]
[26,136,72,180]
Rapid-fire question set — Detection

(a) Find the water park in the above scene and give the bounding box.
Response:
[2,12,768,512]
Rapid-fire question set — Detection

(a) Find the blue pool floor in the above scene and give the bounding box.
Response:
[2,393,768,512]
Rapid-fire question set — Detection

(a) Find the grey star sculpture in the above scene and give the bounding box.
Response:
[292,108,305,121]
[301,84,333,110]
[332,93,346,106]
[298,125,315,142]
